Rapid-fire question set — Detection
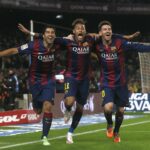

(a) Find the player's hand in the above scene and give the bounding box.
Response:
[63,34,74,40]
[18,23,30,35]
[124,31,141,40]
[88,33,100,38]
[132,31,141,38]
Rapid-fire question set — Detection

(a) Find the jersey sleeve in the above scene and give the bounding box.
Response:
[122,40,150,52]
[112,34,124,39]
[54,37,70,52]
[17,41,34,55]
[54,37,68,46]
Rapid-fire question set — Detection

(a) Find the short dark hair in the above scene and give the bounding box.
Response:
[72,18,86,28]
[98,20,112,31]
[42,25,56,34]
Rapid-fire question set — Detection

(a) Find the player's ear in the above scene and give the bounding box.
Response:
[99,31,102,36]
[73,29,75,34]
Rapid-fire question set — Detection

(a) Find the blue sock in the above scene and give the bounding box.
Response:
[42,112,53,138]
[104,111,113,126]
[69,127,74,133]
[114,111,124,133]
[69,109,83,133]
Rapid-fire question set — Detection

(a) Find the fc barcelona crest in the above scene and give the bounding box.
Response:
[82,42,89,47]
[111,46,117,52]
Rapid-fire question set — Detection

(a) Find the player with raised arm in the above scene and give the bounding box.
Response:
[94,20,150,143]
[18,20,95,144]
[62,19,95,144]
[0,25,62,146]
[18,20,141,144]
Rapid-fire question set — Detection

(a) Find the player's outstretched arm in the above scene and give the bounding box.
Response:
[18,23,40,37]
[123,31,140,40]
[64,33,100,40]
[88,33,100,39]
[123,41,150,52]
[18,23,30,35]
[0,48,18,57]
[64,31,140,41]
[63,34,74,40]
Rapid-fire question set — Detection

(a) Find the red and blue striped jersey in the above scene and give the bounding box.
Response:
[55,35,95,80]
[18,38,61,85]
[95,36,150,88]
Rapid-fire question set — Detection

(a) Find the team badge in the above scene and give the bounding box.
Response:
[82,42,89,47]
[111,46,117,52]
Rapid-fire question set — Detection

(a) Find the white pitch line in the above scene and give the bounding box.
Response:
[0,120,150,149]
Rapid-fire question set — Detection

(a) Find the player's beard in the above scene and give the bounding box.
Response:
[46,38,55,45]
[43,38,54,48]
[102,36,112,45]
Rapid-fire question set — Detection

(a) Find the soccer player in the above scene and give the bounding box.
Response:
[18,19,95,144]
[0,26,60,146]
[18,20,141,144]
[56,19,140,144]
[94,20,150,143]
[62,19,95,144]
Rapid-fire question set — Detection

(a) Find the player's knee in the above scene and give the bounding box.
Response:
[104,102,113,112]
[117,107,124,114]
[43,101,53,113]
[65,96,75,106]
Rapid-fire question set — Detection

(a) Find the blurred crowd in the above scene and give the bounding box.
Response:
[56,0,150,4]
[4,0,150,4]
[0,29,144,110]
[0,68,29,111]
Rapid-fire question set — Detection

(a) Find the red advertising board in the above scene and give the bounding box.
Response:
[0,110,42,126]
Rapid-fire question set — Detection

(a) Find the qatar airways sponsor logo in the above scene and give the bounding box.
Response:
[101,52,118,60]
[125,93,150,111]
[72,47,90,54]
[38,54,54,62]
[0,114,40,123]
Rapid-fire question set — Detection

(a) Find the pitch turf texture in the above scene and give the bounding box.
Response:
[0,113,150,150]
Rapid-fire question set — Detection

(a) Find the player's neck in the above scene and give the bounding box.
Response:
[43,41,53,50]
[102,38,111,46]
[74,36,84,43]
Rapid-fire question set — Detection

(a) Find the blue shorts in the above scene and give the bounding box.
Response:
[64,77,89,106]
[30,79,55,109]
[101,85,129,107]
